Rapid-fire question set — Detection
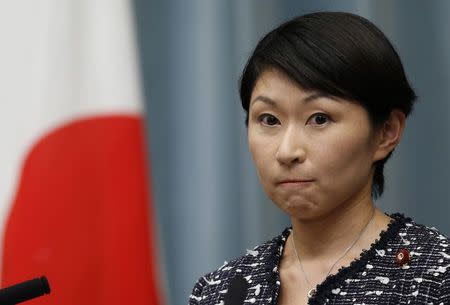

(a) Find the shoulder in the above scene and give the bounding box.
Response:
[390,215,450,300]
[397,215,450,258]
[389,215,450,272]
[188,228,290,305]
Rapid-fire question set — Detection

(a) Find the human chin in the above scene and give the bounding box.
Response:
[271,191,318,216]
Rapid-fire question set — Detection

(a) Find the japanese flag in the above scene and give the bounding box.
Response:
[0,1,163,304]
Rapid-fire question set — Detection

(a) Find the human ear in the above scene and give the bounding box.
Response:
[373,109,406,162]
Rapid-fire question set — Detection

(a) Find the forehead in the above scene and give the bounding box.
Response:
[249,68,375,127]
[250,68,339,107]
[251,68,304,96]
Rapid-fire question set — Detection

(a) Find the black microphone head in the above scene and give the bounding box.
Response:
[223,275,249,305]
[0,276,51,305]
[38,276,51,294]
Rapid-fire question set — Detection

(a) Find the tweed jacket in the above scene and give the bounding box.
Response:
[189,214,450,304]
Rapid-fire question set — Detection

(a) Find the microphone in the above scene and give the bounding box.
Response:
[0,276,51,305]
[223,275,249,305]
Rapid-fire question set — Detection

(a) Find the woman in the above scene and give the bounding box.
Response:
[189,12,450,304]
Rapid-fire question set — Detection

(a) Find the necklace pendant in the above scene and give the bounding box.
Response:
[307,288,317,299]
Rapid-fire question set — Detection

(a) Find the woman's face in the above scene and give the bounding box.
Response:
[248,69,382,221]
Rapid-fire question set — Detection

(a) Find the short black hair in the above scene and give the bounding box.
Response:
[239,12,416,199]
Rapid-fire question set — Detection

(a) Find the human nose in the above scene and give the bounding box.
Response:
[275,126,306,165]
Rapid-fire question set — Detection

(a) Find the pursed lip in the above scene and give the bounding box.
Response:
[277,178,315,185]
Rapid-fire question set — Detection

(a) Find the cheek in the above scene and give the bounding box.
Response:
[248,137,265,168]
[248,132,275,181]
[314,131,375,186]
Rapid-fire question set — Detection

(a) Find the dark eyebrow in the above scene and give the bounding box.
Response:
[251,92,338,106]
[251,95,277,106]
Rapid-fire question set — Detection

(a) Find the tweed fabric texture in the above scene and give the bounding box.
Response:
[189,214,450,304]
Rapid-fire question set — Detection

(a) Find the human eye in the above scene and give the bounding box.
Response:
[307,113,330,126]
[258,113,280,126]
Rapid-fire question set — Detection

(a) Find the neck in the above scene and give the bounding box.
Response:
[290,191,382,260]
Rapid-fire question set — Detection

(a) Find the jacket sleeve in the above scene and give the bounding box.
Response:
[188,276,208,305]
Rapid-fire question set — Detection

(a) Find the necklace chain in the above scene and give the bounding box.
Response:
[290,209,375,299]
